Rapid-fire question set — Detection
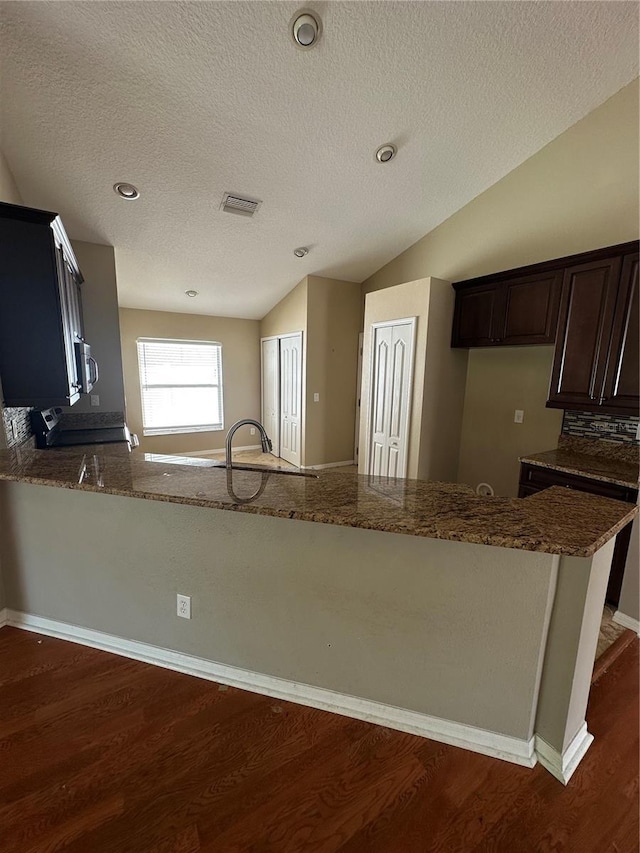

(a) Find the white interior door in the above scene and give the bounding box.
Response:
[261,337,280,457]
[279,332,303,467]
[354,332,364,464]
[368,319,415,478]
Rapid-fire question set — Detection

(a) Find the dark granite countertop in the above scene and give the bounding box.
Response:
[520,436,639,490]
[0,445,635,558]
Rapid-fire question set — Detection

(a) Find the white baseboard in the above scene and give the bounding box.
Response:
[178,445,261,458]
[5,609,536,769]
[0,608,7,629]
[304,460,355,471]
[535,722,593,785]
[612,610,640,637]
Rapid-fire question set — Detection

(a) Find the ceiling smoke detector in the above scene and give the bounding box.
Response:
[293,247,309,258]
[185,290,198,298]
[220,193,262,217]
[113,182,140,200]
[375,144,397,164]
[291,10,321,49]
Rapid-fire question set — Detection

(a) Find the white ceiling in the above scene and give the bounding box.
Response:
[1,2,638,319]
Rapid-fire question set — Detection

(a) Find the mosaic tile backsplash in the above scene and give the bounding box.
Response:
[2,407,33,448]
[562,410,639,446]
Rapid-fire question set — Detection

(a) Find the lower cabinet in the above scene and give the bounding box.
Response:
[519,463,637,607]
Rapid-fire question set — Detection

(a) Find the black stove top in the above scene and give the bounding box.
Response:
[30,408,131,450]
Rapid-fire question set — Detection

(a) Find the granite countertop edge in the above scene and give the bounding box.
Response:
[0,464,636,560]
[519,453,639,489]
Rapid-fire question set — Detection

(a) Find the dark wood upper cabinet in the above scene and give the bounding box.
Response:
[547,249,639,415]
[451,240,639,415]
[0,201,85,407]
[452,269,561,348]
[547,257,621,410]
[451,284,501,347]
[601,253,639,413]
[499,271,562,345]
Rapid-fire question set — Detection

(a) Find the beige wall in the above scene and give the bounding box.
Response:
[457,348,563,496]
[305,277,362,467]
[64,241,126,414]
[419,279,469,482]
[260,278,307,340]
[360,278,467,481]
[0,148,21,205]
[361,79,639,496]
[119,308,261,454]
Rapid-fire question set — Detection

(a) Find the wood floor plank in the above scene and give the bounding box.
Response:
[0,626,637,853]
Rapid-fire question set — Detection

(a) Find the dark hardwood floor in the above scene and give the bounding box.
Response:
[0,626,637,852]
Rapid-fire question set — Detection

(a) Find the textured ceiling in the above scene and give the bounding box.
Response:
[1,2,638,319]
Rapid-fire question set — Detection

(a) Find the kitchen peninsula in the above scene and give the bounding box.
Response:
[0,446,636,784]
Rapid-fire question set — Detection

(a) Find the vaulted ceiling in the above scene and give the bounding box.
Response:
[1,1,638,318]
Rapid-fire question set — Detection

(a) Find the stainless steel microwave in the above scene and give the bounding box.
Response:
[74,340,99,394]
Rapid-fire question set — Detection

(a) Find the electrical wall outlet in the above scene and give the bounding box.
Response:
[177,594,191,619]
[514,410,524,424]
[250,427,256,435]
[90,395,100,407]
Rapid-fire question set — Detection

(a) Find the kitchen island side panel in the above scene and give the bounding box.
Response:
[0,481,560,741]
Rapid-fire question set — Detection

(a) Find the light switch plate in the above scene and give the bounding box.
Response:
[514,410,524,424]
[90,395,100,407]
[313,392,320,402]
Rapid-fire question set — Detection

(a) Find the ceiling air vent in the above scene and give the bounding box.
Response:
[220,193,262,218]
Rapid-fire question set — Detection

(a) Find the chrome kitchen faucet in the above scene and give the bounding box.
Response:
[225,419,272,470]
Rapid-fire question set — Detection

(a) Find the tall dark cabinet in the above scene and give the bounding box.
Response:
[547,246,639,415]
[601,252,639,414]
[0,202,86,407]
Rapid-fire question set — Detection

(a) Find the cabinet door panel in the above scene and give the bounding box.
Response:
[451,285,500,347]
[500,272,562,344]
[602,253,639,414]
[547,257,621,409]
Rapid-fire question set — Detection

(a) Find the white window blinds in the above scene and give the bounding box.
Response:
[136,338,224,436]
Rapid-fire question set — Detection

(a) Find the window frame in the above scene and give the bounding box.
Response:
[136,337,225,437]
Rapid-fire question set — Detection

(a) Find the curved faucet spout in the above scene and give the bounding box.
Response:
[225,419,272,469]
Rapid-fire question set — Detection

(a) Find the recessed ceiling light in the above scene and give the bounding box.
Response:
[291,10,321,49]
[375,144,397,164]
[293,247,309,258]
[113,182,140,200]
[185,290,198,298]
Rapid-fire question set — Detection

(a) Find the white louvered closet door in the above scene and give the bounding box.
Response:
[368,320,415,478]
